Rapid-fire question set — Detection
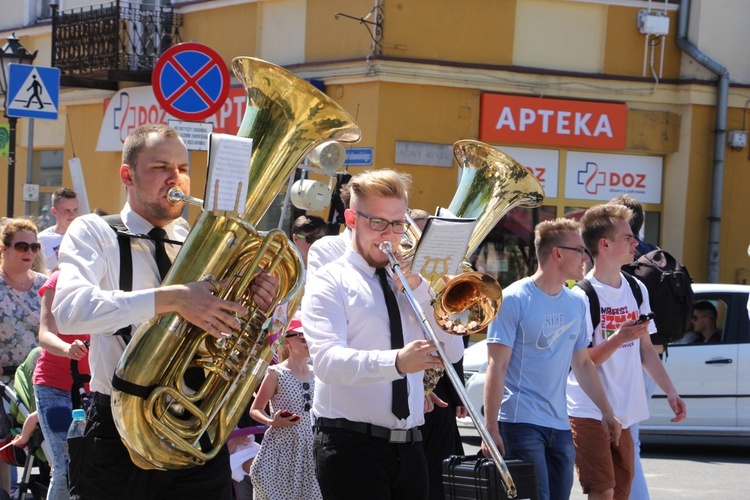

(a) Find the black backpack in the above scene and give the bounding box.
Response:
[622,249,694,346]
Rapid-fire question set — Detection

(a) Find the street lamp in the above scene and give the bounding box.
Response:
[0,33,37,217]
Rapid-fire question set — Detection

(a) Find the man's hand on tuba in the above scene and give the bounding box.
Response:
[154,271,278,339]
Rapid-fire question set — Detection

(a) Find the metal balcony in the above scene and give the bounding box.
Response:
[51,1,182,90]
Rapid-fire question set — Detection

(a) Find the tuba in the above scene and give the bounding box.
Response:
[408,140,545,337]
[111,57,361,470]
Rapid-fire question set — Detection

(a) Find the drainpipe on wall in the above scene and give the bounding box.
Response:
[676,0,729,283]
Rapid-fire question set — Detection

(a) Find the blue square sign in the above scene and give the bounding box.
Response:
[6,64,60,120]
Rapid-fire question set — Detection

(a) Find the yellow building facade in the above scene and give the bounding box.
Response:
[2,0,750,284]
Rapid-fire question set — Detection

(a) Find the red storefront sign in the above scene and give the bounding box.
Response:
[480,94,627,150]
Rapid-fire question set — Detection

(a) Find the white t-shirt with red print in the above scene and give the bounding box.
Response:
[566,272,656,429]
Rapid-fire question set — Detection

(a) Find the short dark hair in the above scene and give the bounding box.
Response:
[693,300,717,321]
[122,124,181,168]
[51,187,77,206]
[609,194,644,234]
[292,215,326,235]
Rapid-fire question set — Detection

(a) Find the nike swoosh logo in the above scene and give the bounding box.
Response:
[536,320,577,349]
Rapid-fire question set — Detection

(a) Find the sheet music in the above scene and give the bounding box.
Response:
[204,133,253,213]
[413,216,476,284]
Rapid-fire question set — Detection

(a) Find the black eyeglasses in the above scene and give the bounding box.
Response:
[10,242,42,254]
[302,382,311,412]
[286,332,306,344]
[355,211,411,234]
[295,233,324,244]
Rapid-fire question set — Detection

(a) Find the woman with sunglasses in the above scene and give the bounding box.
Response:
[248,314,322,500]
[0,218,47,493]
[0,219,47,371]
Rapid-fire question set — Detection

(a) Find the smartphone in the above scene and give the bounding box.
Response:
[635,312,655,324]
[280,410,300,421]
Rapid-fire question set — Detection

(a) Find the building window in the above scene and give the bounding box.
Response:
[470,206,557,289]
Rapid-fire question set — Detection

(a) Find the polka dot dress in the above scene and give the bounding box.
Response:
[249,364,322,500]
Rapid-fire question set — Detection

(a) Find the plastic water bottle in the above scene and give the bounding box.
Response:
[67,409,86,440]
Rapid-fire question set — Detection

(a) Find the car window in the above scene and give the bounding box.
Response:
[670,294,732,346]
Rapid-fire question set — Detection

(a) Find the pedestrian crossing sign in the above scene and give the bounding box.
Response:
[6,64,60,120]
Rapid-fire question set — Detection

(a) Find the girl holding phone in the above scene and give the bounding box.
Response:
[249,314,322,500]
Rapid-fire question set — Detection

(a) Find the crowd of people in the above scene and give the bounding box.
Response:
[0,124,692,500]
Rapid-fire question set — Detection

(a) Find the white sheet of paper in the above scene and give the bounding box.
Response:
[413,216,476,283]
[204,133,253,213]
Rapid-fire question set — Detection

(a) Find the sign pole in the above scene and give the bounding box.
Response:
[25,117,34,216]
[6,116,17,217]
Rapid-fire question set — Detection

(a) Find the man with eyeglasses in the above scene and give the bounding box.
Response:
[567,204,685,500]
[291,215,327,267]
[483,218,620,500]
[302,169,464,499]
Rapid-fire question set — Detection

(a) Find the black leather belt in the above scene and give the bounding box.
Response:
[315,417,422,443]
[93,392,111,406]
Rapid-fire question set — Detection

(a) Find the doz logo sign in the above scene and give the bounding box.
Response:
[565,152,663,204]
[578,162,647,195]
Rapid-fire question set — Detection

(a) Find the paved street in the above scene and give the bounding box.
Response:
[459,427,750,499]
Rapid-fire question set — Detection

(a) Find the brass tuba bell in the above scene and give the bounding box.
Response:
[409,140,545,337]
[111,57,361,470]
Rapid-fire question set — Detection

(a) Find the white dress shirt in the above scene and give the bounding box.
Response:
[53,203,188,394]
[306,228,351,279]
[302,247,464,430]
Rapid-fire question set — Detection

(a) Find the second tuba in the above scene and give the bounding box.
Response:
[409,140,545,336]
[111,57,361,470]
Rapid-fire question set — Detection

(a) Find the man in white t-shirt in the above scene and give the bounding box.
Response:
[567,203,686,500]
[37,187,80,270]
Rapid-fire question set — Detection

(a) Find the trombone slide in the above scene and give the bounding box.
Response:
[378,242,517,499]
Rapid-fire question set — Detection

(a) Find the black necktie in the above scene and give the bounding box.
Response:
[148,227,172,282]
[376,267,410,420]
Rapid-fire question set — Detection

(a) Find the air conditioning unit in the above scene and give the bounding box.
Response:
[638,10,670,36]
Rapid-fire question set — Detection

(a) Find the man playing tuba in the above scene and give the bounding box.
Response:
[53,124,278,499]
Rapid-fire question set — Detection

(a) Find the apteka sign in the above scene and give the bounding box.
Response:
[480,94,627,150]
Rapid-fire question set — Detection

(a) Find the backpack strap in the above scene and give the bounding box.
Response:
[101,214,135,343]
[575,278,600,333]
[621,272,644,310]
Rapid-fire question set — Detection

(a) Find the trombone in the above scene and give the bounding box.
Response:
[379,241,517,499]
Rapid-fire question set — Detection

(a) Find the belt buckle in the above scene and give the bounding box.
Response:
[388,429,408,443]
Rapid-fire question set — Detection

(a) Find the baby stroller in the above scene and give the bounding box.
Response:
[0,348,52,499]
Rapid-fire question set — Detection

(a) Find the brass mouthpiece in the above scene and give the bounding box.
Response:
[167,188,204,207]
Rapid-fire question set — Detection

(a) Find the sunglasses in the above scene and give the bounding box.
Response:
[285,332,306,344]
[295,233,324,244]
[302,382,311,412]
[9,242,42,254]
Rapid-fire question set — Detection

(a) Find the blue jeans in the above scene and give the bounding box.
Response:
[35,384,74,500]
[630,369,657,500]
[499,421,575,500]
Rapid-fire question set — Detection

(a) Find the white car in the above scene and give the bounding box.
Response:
[457,284,750,442]
[458,340,489,427]
[640,283,750,443]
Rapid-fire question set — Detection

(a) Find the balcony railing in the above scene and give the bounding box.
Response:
[51,1,182,89]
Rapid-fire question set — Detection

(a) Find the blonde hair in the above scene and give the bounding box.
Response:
[534,218,581,263]
[348,169,411,209]
[580,204,632,258]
